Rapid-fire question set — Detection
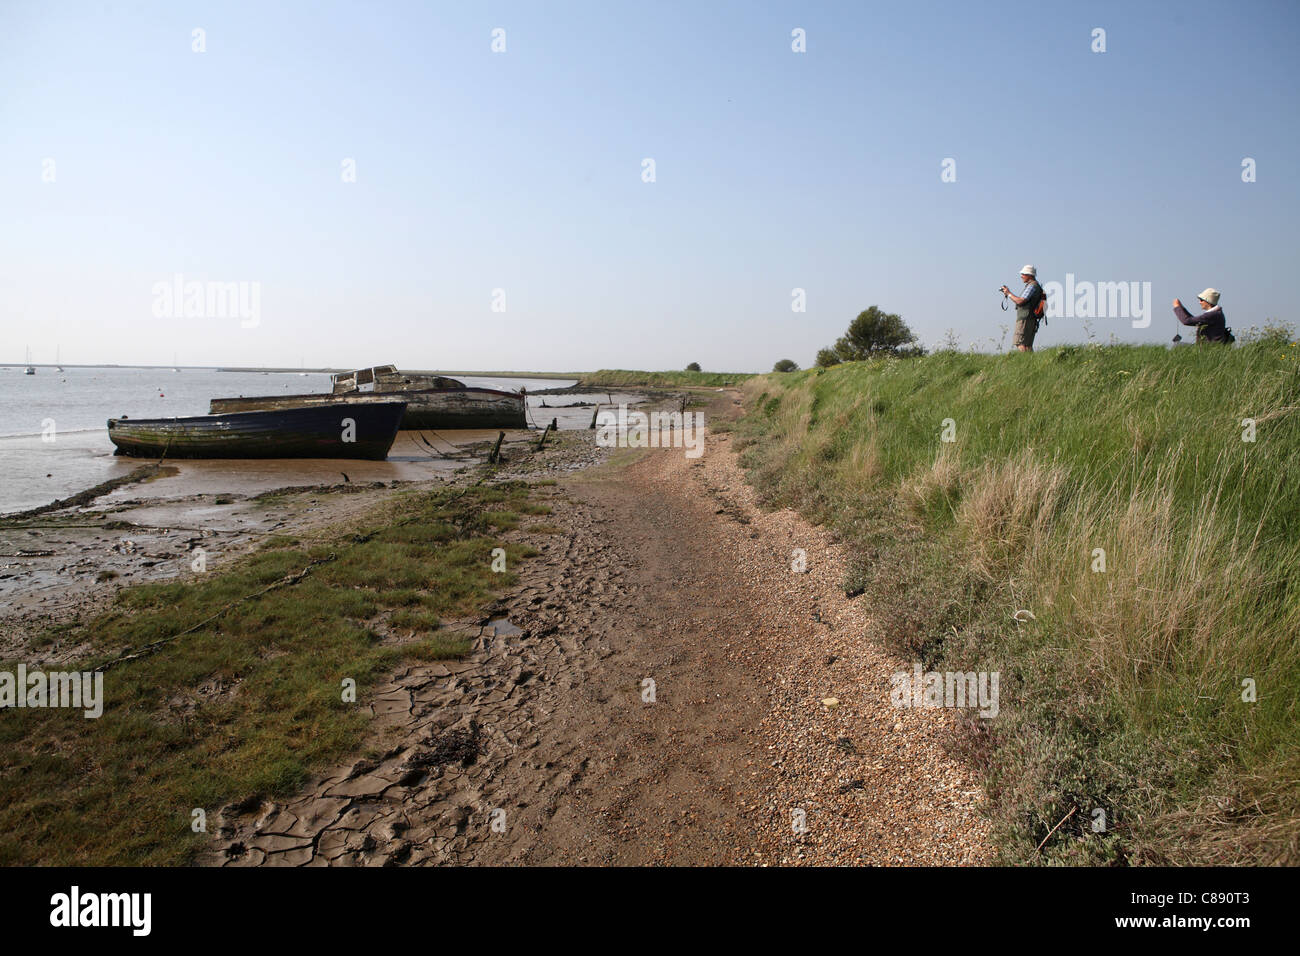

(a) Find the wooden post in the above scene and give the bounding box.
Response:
[488,431,505,464]
[535,422,553,450]
[589,403,600,429]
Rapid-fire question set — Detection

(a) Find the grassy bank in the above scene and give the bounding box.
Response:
[736,341,1300,864]
[0,481,544,865]
[580,369,756,387]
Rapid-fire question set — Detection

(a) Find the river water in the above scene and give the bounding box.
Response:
[0,367,584,514]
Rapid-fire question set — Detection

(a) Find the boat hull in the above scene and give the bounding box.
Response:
[208,387,527,430]
[107,402,406,460]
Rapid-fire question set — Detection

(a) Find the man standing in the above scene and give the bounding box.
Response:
[1000,265,1045,352]
[1173,288,1231,343]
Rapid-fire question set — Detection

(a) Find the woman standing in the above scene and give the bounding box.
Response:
[1174,288,1233,344]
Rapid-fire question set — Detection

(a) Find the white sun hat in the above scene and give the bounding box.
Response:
[1198,288,1220,306]
[1020,264,1037,277]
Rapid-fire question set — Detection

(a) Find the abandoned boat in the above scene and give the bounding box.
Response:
[107,401,406,460]
[208,365,528,429]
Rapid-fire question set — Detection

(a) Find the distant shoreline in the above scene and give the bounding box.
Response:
[0,365,756,385]
[0,364,580,378]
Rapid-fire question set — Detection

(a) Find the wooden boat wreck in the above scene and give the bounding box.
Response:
[107,401,406,460]
[208,365,528,429]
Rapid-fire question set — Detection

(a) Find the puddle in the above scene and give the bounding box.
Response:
[486,617,523,637]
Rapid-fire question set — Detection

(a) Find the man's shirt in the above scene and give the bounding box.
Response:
[1016,280,1042,322]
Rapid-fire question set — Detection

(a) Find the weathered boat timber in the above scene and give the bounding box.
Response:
[209,365,528,429]
[329,366,463,394]
[107,401,406,460]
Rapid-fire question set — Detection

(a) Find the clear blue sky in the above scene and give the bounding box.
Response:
[2,0,1297,371]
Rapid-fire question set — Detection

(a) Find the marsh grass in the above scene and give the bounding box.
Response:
[737,342,1300,864]
[0,481,541,865]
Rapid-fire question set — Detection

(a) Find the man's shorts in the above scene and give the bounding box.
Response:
[1014,317,1038,348]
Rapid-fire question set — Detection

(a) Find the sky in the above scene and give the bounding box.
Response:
[2,0,1298,372]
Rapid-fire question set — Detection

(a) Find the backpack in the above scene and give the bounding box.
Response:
[1196,321,1235,344]
[1030,283,1048,326]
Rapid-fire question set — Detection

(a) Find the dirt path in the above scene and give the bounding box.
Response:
[213,392,990,866]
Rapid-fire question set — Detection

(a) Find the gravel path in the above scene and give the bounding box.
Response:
[211,391,991,865]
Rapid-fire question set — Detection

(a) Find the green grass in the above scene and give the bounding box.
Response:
[0,481,541,866]
[736,339,1300,865]
[579,369,756,387]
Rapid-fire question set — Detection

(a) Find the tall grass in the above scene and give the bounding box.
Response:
[737,341,1300,864]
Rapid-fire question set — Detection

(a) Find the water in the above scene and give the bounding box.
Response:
[0,367,577,514]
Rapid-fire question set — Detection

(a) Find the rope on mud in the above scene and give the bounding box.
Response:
[93,552,339,673]
[414,430,467,458]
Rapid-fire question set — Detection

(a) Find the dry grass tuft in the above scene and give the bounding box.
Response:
[955,451,1067,579]
[899,444,964,519]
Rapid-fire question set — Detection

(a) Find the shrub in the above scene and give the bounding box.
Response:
[815,348,840,368]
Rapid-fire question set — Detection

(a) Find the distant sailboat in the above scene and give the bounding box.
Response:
[55,346,63,372]
[24,346,35,375]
